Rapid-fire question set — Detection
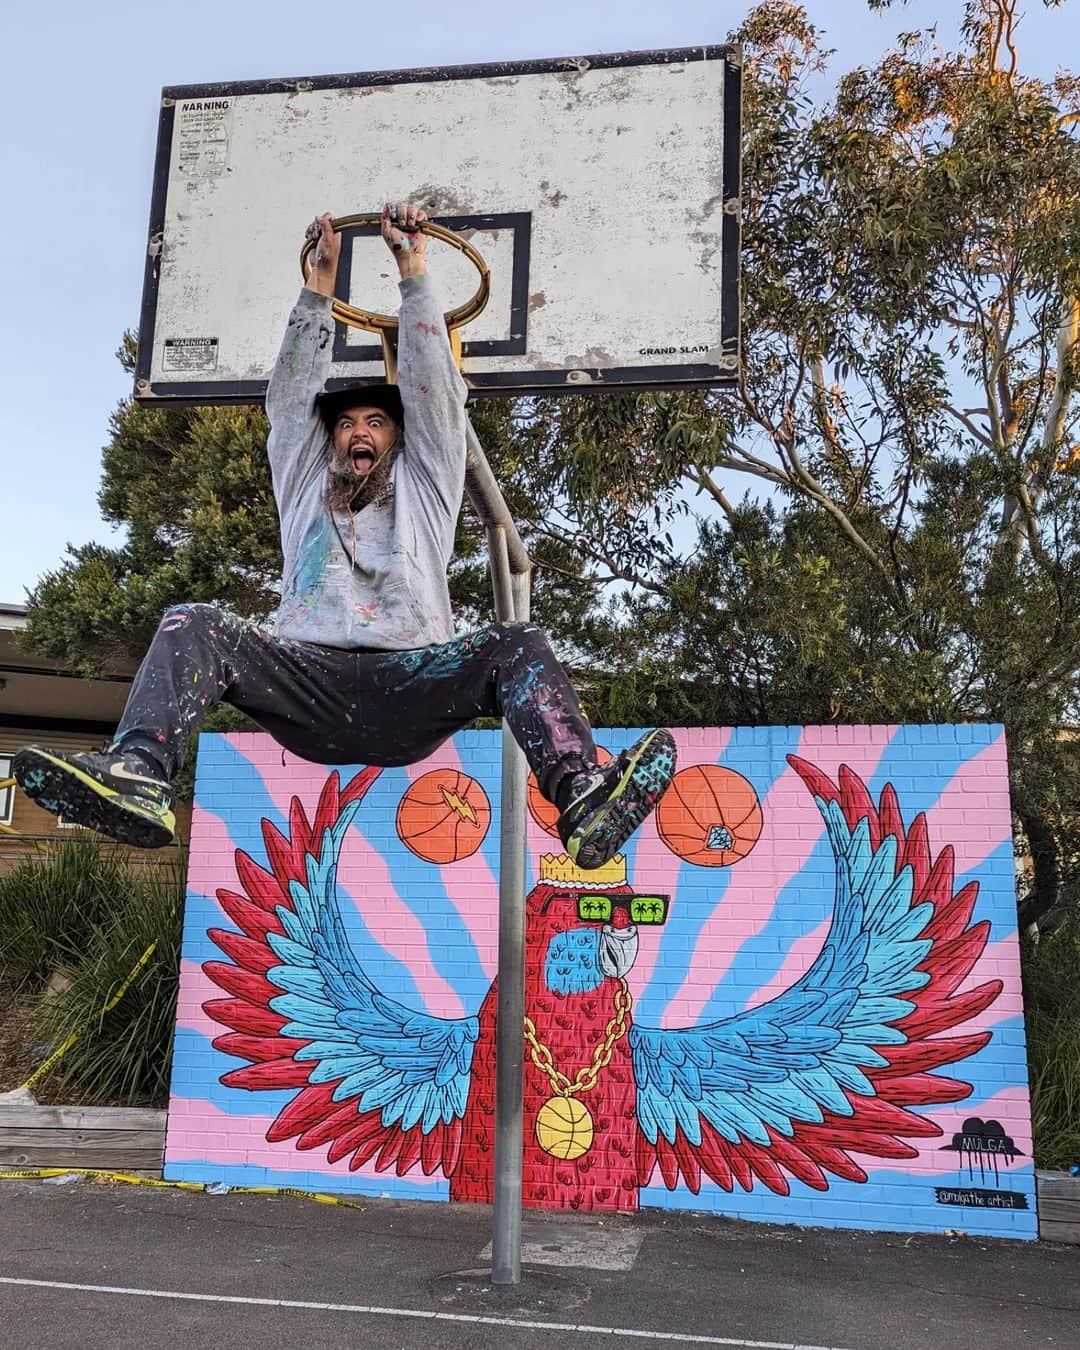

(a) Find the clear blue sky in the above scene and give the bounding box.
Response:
[1,0,1072,602]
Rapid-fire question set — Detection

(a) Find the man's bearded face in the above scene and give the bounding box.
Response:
[328,405,400,510]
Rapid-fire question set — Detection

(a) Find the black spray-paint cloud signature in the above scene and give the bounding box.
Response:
[940,1116,1023,1182]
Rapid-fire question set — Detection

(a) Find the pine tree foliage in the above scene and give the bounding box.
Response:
[24,336,282,673]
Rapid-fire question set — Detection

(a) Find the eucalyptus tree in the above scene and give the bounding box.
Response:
[495,1,1080,929]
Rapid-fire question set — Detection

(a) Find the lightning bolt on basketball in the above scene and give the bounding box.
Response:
[396,769,491,863]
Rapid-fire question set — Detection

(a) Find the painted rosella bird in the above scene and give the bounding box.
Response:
[452,863,644,1209]
[202,754,1001,1209]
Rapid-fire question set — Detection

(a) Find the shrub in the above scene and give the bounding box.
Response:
[1023,917,1080,1171]
[32,854,184,1105]
[0,834,131,986]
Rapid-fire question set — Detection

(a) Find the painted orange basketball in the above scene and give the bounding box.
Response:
[656,765,763,866]
[527,746,613,836]
[396,770,491,864]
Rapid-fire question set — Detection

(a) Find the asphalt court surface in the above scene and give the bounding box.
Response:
[2,1180,1078,1349]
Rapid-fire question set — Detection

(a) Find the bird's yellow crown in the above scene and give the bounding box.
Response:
[538,852,627,887]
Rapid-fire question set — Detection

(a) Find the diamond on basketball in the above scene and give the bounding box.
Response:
[656,764,763,867]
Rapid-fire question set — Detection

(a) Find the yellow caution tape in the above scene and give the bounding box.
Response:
[21,937,161,1092]
[3,766,168,1087]
[0,822,351,1213]
[0,1167,366,1210]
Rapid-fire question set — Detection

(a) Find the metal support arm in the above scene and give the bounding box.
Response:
[465,421,531,578]
[465,415,530,1288]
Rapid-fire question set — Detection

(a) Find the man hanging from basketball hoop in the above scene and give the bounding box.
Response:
[15,202,676,868]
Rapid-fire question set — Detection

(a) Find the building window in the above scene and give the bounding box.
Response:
[0,754,13,827]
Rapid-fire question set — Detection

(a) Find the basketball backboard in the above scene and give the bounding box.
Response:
[135,47,741,403]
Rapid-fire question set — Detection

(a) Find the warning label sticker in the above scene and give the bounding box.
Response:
[162,337,219,372]
[175,99,232,178]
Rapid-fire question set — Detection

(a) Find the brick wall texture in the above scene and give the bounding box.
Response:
[165,723,1037,1239]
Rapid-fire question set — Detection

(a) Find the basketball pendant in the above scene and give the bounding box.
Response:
[534,1096,594,1160]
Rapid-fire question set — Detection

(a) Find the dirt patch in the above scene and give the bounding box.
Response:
[0,975,44,1095]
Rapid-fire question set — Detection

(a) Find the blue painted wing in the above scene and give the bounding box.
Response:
[209,795,478,1174]
[631,791,950,1195]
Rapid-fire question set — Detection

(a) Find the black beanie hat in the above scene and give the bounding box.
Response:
[316,383,405,434]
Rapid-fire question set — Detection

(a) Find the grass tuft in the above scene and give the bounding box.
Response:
[32,855,184,1105]
[1022,916,1080,1171]
[0,832,184,1104]
[0,834,130,985]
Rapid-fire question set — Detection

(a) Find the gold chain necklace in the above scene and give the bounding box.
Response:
[523,978,632,1160]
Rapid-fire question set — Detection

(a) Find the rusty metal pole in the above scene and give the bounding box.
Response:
[465,418,531,1286]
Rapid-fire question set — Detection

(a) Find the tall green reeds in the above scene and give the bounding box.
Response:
[1023,917,1080,1171]
[0,835,128,985]
[0,833,183,1104]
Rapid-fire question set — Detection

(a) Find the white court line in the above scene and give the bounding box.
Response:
[0,1275,854,1349]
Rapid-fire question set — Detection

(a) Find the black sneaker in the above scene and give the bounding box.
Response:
[557,729,677,870]
[13,746,176,849]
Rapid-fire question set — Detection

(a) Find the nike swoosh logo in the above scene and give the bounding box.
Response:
[108,762,164,786]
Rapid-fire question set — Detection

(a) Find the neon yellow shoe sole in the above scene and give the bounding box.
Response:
[14,746,176,850]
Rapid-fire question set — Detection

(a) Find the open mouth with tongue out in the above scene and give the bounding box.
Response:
[352,446,376,474]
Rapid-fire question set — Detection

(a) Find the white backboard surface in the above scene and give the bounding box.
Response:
[136,48,741,403]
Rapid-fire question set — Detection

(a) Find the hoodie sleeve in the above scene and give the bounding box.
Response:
[395,273,468,524]
[265,288,335,514]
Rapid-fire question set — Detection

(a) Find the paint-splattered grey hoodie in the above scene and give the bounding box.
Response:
[265,276,467,650]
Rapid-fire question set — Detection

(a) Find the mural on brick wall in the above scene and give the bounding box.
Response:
[166,725,1037,1238]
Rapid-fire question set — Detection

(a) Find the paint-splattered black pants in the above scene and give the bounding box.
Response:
[111,604,596,803]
